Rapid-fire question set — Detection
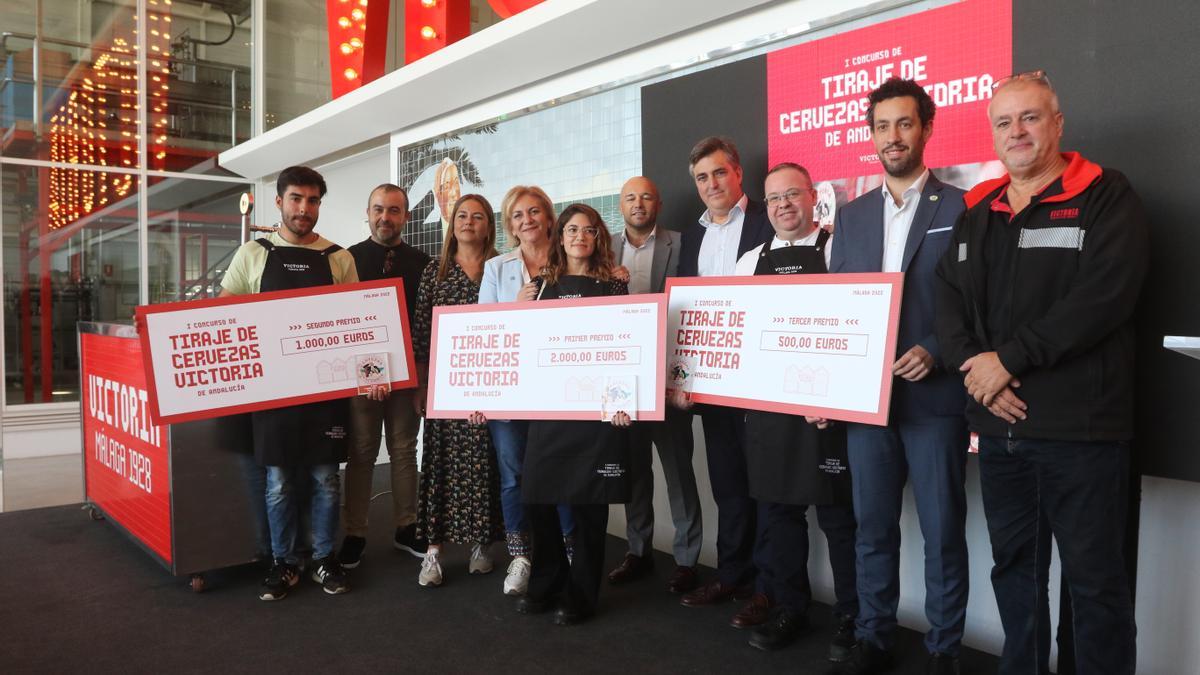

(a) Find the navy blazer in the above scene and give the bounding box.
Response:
[677,198,774,278]
[829,173,966,420]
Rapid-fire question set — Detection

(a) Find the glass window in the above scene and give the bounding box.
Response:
[1,0,141,164]
[2,163,141,404]
[146,176,248,303]
[264,0,330,130]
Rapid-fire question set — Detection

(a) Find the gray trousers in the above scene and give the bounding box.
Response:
[622,406,702,566]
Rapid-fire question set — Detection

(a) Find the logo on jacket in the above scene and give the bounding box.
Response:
[1049,207,1079,220]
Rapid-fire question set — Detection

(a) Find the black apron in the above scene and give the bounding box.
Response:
[251,239,350,467]
[522,275,632,505]
[744,232,852,506]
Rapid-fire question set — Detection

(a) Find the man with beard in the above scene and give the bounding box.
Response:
[221,166,359,600]
[338,184,431,569]
[606,176,703,594]
[824,78,970,674]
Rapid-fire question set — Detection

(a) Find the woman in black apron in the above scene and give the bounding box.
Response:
[515,204,633,626]
[735,167,858,654]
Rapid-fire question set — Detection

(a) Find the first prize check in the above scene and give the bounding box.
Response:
[666,273,903,425]
[426,295,666,421]
[135,278,416,425]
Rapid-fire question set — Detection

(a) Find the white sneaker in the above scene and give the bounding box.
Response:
[503,556,531,595]
[418,549,443,587]
[469,543,494,575]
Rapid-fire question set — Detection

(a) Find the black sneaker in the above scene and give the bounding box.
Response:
[311,556,350,595]
[829,612,858,662]
[394,524,427,558]
[259,560,299,601]
[338,535,367,569]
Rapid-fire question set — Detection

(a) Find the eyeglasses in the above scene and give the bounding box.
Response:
[765,189,811,206]
[382,248,395,275]
[563,224,600,239]
[992,69,1052,91]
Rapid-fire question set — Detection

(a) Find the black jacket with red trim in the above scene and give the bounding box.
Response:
[934,152,1149,441]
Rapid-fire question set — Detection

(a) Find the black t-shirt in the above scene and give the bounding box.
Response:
[348,238,431,322]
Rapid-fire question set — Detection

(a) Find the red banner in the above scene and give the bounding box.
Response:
[767,0,1011,180]
[81,333,172,564]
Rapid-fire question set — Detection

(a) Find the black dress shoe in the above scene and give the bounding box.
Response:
[667,565,698,594]
[516,596,550,615]
[926,653,960,675]
[607,553,653,585]
[836,641,894,675]
[553,605,592,626]
[828,612,858,663]
[680,580,753,607]
[748,609,809,651]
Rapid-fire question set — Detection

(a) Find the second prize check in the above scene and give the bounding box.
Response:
[426,295,667,421]
[665,273,903,425]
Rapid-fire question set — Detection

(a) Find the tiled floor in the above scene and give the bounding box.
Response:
[0,454,83,512]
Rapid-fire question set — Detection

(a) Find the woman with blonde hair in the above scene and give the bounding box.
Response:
[411,194,504,587]
[476,186,576,596]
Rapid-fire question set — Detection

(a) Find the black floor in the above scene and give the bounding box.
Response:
[0,489,997,674]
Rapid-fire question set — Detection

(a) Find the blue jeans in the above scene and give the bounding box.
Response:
[978,436,1136,675]
[488,420,574,543]
[265,463,340,564]
[237,453,271,558]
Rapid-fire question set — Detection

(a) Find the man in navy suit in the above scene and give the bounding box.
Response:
[825,79,969,675]
[675,137,775,629]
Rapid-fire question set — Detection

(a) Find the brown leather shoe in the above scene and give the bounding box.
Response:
[730,592,773,628]
[681,579,745,607]
[607,553,653,585]
[667,565,699,594]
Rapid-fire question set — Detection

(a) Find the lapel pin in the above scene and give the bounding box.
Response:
[930,195,940,202]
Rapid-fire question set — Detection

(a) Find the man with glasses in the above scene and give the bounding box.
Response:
[339,184,431,569]
[935,71,1146,675]
[733,162,859,656]
[825,78,969,674]
[607,176,704,594]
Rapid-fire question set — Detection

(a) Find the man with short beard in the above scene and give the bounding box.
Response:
[825,78,969,674]
[221,165,359,600]
[338,184,431,569]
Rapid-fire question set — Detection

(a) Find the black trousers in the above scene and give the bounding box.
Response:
[698,405,761,587]
[759,501,858,617]
[527,502,609,614]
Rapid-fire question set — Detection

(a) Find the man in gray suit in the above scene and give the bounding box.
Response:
[606,176,703,594]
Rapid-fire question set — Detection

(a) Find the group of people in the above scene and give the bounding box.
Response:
[219,72,1147,675]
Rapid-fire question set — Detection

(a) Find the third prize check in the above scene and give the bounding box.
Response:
[426,295,667,421]
[665,273,903,425]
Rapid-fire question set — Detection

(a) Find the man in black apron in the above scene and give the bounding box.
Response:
[731,163,858,655]
[220,166,359,601]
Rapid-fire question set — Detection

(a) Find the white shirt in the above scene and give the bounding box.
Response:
[696,194,748,277]
[881,169,930,273]
[734,229,832,276]
[620,228,657,295]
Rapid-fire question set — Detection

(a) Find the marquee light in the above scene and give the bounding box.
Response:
[325,0,389,97]
[404,0,469,64]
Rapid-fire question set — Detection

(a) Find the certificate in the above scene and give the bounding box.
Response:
[135,278,417,425]
[426,295,666,421]
[665,273,903,425]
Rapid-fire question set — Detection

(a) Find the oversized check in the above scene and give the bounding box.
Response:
[135,279,416,425]
[665,273,903,425]
[426,295,667,421]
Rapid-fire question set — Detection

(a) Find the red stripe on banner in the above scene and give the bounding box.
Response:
[767,0,1012,179]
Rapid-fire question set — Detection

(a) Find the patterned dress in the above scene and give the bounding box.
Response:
[413,258,504,546]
